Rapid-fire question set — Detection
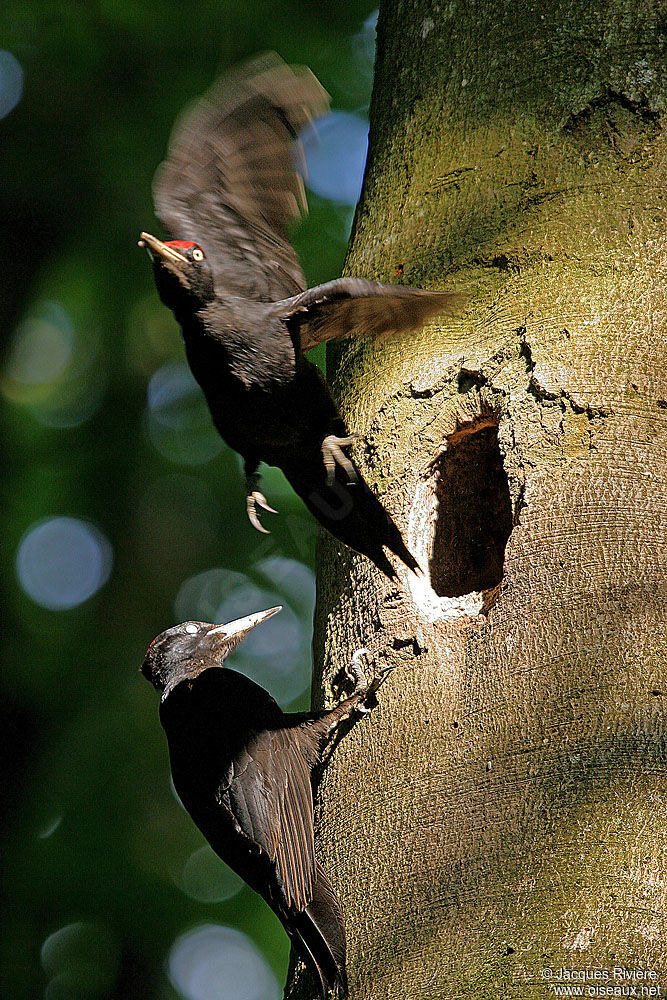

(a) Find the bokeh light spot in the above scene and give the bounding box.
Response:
[175,568,247,624]
[168,924,280,1000]
[146,361,223,465]
[217,584,301,661]
[0,51,24,119]
[16,517,113,611]
[175,563,313,703]
[40,921,119,996]
[2,301,106,428]
[37,815,63,840]
[255,557,315,618]
[177,845,244,903]
[301,111,369,205]
[5,302,73,385]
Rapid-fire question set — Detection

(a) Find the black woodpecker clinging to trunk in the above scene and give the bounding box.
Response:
[141,606,395,999]
[140,54,462,578]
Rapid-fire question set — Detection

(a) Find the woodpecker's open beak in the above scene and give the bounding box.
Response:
[138,231,187,264]
[207,606,282,641]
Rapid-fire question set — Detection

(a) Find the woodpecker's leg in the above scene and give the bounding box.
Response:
[317,649,396,743]
[321,433,361,486]
[245,460,278,534]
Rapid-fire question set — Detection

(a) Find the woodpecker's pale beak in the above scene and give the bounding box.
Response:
[138,231,187,264]
[207,606,282,640]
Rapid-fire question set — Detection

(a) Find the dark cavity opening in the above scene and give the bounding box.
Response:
[429,422,512,598]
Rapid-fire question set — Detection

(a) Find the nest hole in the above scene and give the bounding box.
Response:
[429,423,512,598]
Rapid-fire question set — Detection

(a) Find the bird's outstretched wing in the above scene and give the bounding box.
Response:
[280,277,465,352]
[227,725,316,913]
[153,53,329,302]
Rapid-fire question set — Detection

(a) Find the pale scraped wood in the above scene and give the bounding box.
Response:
[286,0,667,997]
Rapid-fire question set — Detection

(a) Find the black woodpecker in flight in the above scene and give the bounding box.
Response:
[140,54,460,578]
[141,606,395,999]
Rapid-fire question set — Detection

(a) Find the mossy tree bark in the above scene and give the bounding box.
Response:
[290,1,667,997]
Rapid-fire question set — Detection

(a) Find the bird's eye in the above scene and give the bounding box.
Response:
[192,249,204,262]
[185,624,198,634]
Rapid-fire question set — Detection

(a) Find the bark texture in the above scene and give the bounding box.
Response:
[290,1,667,997]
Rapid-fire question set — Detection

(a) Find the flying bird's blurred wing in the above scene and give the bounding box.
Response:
[280,277,465,352]
[228,726,316,912]
[153,53,329,302]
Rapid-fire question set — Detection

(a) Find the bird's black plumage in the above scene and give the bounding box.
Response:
[141,609,393,999]
[140,54,461,577]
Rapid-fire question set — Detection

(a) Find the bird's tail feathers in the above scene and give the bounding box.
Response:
[384,520,420,576]
[290,863,348,999]
[283,458,419,580]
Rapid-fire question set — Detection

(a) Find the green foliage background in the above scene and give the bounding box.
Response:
[0,3,375,997]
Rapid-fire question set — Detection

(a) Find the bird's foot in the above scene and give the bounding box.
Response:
[323,649,395,743]
[359,653,397,714]
[362,661,397,710]
[349,648,376,692]
[332,648,395,714]
[246,474,278,534]
[332,647,374,700]
[321,433,360,487]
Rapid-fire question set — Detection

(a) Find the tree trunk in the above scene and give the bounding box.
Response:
[290,1,667,997]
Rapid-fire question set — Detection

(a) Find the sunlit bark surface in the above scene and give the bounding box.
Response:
[289,1,667,996]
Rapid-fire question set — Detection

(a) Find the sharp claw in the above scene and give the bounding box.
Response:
[248,506,270,534]
[246,491,276,534]
[254,491,278,515]
[336,450,357,483]
[365,663,396,700]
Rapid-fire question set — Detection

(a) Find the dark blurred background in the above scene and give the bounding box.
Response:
[0,4,376,997]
